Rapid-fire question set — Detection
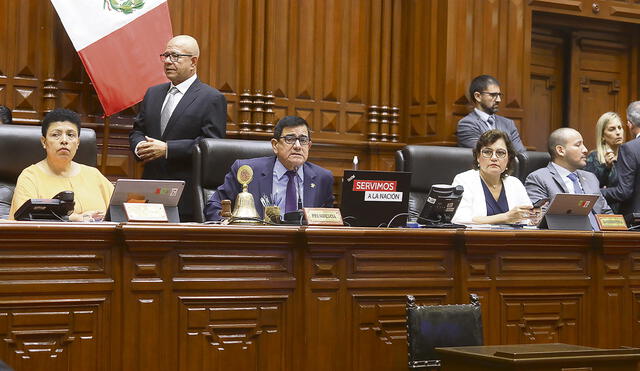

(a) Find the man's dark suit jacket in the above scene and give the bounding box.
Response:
[129,78,226,221]
[204,156,334,221]
[525,163,612,215]
[457,110,527,154]
[601,137,640,222]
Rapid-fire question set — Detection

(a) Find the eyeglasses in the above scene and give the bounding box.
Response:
[480,148,508,159]
[279,134,310,145]
[480,91,504,100]
[159,52,193,63]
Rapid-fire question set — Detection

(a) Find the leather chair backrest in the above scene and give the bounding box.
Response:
[518,151,551,182]
[192,138,275,222]
[397,145,521,218]
[406,294,483,369]
[396,146,474,217]
[0,124,97,219]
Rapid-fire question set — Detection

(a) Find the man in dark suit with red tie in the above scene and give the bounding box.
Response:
[602,101,640,223]
[129,35,226,221]
[204,116,334,221]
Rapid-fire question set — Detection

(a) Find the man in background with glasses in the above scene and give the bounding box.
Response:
[204,116,334,221]
[129,35,226,222]
[457,74,527,155]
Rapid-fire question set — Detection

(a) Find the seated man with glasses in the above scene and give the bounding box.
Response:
[451,130,533,225]
[129,34,226,222]
[204,116,334,221]
[457,74,527,155]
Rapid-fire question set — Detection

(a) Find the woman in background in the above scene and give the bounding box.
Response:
[9,108,113,221]
[584,112,625,189]
[451,129,533,225]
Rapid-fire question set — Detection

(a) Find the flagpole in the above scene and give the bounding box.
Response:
[101,115,110,174]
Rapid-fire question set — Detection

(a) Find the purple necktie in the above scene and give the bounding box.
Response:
[285,170,298,213]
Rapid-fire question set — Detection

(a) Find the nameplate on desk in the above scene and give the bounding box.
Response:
[595,214,627,231]
[123,202,168,222]
[303,208,343,226]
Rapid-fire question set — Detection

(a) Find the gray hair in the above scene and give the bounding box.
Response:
[627,101,640,127]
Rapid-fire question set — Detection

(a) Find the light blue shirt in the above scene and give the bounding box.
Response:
[551,162,577,193]
[272,159,304,216]
[474,108,494,130]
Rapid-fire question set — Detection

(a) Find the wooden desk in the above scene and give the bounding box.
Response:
[437,343,640,371]
[0,223,638,371]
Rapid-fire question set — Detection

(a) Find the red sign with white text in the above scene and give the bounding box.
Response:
[353,180,397,192]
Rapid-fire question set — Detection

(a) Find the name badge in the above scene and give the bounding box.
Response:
[303,208,343,226]
[595,214,627,231]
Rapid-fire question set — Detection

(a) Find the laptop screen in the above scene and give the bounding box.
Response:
[340,170,411,227]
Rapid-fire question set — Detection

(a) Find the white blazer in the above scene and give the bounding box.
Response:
[451,169,532,224]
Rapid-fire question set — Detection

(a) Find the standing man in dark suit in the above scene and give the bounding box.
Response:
[602,101,640,223]
[129,35,226,221]
[204,116,334,221]
[525,128,612,229]
[457,75,527,155]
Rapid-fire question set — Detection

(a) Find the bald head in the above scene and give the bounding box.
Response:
[163,35,200,84]
[548,127,588,172]
[168,35,200,57]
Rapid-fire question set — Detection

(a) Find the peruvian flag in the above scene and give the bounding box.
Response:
[50,0,173,116]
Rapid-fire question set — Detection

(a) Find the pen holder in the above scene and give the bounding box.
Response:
[264,206,281,224]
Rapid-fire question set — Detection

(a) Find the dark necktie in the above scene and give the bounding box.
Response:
[486,115,495,130]
[160,87,179,135]
[567,172,599,230]
[285,170,298,213]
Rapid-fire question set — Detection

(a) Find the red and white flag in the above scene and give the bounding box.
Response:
[50,0,173,116]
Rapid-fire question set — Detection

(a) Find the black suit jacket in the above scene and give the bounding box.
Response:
[129,78,226,221]
[601,137,640,222]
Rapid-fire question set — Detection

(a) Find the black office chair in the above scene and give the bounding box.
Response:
[192,138,275,222]
[395,146,473,219]
[517,150,551,182]
[406,294,483,370]
[0,124,97,219]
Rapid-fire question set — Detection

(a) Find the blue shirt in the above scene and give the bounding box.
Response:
[272,159,304,216]
[480,178,509,216]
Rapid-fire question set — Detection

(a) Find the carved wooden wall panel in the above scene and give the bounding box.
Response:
[403,0,444,144]
[2,0,640,182]
[530,0,640,25]
[178,295,290,371]
[0,224,119,371]
[0,224,640,370]
[528,27,565,151]
[569,30,631,149]
[441,0,529,147]
[462,230,593,346]
[120,225,300,371]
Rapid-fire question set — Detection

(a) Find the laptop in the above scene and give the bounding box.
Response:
[340,170,411,227]
[105,179,185,222]
[537,193,599,230]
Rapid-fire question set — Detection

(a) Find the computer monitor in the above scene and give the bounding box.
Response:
[105,179,185,222]
[418,184,464,226]
[340,170,411,227]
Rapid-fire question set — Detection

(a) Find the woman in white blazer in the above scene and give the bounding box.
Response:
[452,129,533,224]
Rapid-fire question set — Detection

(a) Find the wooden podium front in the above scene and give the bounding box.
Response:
[436,343,640,371]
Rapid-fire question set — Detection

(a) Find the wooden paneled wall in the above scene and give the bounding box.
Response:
[0,0,639,178]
